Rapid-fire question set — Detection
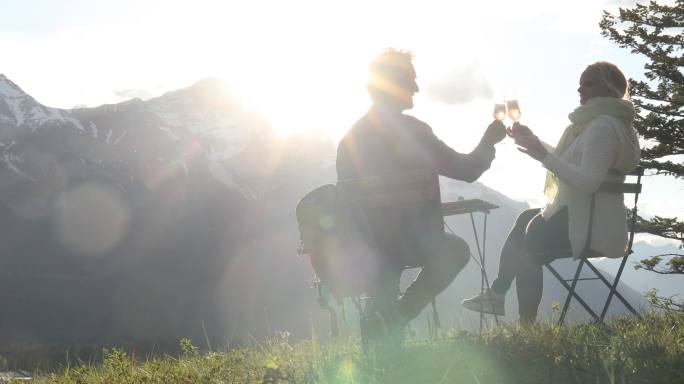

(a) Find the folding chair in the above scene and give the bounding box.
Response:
[545,167,644,325]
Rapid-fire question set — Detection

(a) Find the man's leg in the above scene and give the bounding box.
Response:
[368,265,402,317]
[363,262,401,342]
[395,233,470,325]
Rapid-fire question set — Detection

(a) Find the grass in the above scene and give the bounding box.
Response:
[16,312,684,383]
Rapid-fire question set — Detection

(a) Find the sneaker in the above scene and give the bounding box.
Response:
[461,289,505,316]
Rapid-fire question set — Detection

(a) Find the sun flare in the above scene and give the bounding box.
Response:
[219,49,371,140]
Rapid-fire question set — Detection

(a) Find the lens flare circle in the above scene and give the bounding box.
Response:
[54,181,131,256]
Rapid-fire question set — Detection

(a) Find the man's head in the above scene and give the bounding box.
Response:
[366,49,419,111]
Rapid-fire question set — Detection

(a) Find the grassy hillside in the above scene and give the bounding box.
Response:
[25,313,684,383]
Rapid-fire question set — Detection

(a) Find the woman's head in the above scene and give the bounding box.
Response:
[578,61,628,105]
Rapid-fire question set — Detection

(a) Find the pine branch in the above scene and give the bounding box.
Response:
[638,160,684,178]
[636,215,684,241]
[637,254,684,274]
[646,288,684,312]
[602,0,684,248]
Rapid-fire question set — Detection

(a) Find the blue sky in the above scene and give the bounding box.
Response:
[0,1,141,36]
[1,0,681,243]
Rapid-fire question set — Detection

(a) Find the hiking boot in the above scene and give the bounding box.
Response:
[364,310,390,339]
[362,310,405,347]
[461,289,505,316]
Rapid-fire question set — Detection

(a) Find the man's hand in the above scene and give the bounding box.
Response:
[515,134,549,161]
[481,120,507,146]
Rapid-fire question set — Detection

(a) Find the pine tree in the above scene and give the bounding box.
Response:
[600,1,684,280]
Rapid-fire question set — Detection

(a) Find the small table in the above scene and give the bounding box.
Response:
[442,198,500,330]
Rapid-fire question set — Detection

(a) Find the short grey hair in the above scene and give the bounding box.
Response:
[366,48,415,102]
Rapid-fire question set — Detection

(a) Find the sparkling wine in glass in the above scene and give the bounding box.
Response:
[493,103,506,121]
[506,99,521,122]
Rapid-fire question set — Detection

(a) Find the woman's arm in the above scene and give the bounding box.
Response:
[541,141,555,153]
[541,118,619,195]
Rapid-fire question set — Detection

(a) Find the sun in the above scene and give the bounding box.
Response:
[219,48,371,141]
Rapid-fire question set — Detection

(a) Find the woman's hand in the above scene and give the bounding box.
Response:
[515,134,549,161]
[506,122,533,139]
[507,123,548,161]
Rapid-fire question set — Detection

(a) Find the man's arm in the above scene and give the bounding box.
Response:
[433,140,495,182]
[427,121,504,182]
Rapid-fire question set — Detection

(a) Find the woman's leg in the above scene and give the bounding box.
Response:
[489,208,541,295]
[515,207,572,323]
[514,252,553,324]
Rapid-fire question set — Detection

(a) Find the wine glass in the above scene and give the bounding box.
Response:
[493,103,506,121]
[494,104,506,121]
[506,99,521,122]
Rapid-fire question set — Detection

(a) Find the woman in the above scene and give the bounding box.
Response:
[462,61,641,323]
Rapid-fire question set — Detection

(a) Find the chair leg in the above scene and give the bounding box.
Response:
[352,297,369,356]
[599,255,633,321]
[547,261,599,325]
[581,259,642,321]
[431,298,442,338]
[317,282,340,337]
[560,259,583,325]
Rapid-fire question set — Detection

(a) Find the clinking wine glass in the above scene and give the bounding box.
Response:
[493,103,506,121]
[506,99,528,139]
[506,99,521,122]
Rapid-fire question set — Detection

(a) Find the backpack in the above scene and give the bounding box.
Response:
[296,184,379,298]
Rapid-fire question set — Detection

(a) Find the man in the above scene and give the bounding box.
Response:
[336,48,506,333]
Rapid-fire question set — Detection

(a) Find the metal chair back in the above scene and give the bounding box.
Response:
[547,166,644,325]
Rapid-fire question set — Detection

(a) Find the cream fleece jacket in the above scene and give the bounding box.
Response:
[540,114,641,258]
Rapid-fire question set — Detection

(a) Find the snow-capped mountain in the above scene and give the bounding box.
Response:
[0,75,278,205]
[0,74,83,140]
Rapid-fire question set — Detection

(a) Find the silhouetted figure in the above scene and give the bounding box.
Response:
[336,49,506,334]
[462,61,641,324]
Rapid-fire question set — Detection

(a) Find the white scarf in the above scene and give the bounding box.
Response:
[544,97,637,201]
